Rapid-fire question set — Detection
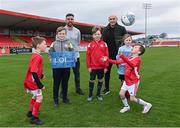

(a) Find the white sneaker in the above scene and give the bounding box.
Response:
[96,96,103,101]
[120,106,130,113]
[142,103,152,114]
[87,96,93,102]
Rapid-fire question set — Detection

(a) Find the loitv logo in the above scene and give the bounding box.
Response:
[50,51,76,68]
[53,57,67,64]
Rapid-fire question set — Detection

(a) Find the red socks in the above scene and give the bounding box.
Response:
[32,102,41,117]
[29,98,42,118]
[29,98,36,112]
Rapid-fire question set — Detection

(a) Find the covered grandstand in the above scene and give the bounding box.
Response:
[0,9,143,54]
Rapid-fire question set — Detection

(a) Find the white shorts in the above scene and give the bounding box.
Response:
[26,89,42,97]
[121,81,139,96]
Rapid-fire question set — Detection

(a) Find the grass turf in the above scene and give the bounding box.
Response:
[0,47,180,127]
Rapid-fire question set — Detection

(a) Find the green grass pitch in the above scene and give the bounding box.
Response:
[0,47,180,127]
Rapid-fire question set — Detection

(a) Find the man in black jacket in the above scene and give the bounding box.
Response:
[102,15,127,95]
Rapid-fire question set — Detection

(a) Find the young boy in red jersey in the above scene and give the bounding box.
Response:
[24,36,47,125]
[103,44,152,113]
[86,26,109,101]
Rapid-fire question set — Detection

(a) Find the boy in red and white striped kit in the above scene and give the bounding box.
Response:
[103,44,152,113]
[86,26,109,101]
[24,36,47,125]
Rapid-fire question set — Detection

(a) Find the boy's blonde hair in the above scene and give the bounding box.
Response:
[121,34,132,43]
[92,26,102,34]
[32,36,46,49]
[56,26,66,34]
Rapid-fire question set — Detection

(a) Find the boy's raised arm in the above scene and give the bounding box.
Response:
[108,58,124,64]
[120,55,139,67]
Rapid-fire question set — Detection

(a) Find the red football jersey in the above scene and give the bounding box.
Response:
[109,55,141,86]
[24,53,43,90]
[86,40,109,69]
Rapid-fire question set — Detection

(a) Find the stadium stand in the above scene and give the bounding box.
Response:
[20,36,53,46]
[0,9,143,54]
[0,35,17,43]
[0,35,26,48]
[46,37,54,46]
[20,36,32,44]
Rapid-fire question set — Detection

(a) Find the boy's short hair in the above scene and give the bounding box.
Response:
[121,34,132,42]
[134,44,145,56]
[66,13,74,17]
[31,36,46,49]
[92,26,102,34]
[56,26,66,34]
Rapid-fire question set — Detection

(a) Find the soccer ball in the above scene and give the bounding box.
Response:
[121,12,135,26]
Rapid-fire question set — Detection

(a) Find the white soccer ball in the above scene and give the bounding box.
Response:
[121,12,135,26]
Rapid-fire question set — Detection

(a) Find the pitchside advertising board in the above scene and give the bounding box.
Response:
[10,48,32,54]
[49,51,76,68]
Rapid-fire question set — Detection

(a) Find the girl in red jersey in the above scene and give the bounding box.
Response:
[24,36,47,125]
[86,26,109,101]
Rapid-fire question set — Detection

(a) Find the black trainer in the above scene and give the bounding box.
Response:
[30,116,43,125]
[27,111,32,118]
[76,89,84,95]
[63,98,70,104]
[102,89,110,95]
[54,103,59,108]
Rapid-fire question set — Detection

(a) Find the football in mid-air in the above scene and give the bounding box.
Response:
[121,12,135,26]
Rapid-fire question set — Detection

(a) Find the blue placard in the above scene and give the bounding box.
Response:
[49,51,76,68]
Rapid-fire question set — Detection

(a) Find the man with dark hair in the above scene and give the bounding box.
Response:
[65,13,84,95]
[102,15,127,95]
[66,13,74,17]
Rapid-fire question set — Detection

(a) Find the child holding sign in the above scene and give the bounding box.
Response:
[49,26,74,107]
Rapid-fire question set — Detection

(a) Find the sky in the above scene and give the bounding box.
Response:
[0,0,180,38]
